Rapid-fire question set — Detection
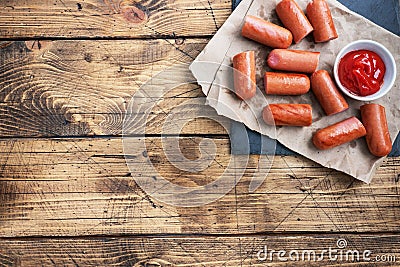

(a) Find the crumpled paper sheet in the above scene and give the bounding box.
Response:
[189,0,400,183]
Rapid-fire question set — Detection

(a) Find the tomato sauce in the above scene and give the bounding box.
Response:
[338,50,385,96]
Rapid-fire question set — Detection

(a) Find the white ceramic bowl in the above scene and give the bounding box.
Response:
[333,40,396,101]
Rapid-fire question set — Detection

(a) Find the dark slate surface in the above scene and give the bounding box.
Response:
[230,0,400,156]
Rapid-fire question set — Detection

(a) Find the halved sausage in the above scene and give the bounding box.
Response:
[311,70,348,115]
[360,103,392,157]
[232,51,256,100]
[241,15,293,49]
[267,49,320,73]
[264,72,310,95]
[276,0,314,43]
[306,0,338,42]
[263,104,312,126]
[313,116,366,150]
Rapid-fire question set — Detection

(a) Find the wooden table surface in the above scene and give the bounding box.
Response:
[1,0,400,266]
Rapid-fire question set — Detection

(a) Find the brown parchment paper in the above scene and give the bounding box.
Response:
[189,0,400,183]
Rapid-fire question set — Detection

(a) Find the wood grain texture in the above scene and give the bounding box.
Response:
[1,137,399,237]
[1,0,400,264]
[0,39,229,137]
[0,0,230,38]
[0,235,399,266]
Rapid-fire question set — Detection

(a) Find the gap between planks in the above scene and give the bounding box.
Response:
[2,231,400,241]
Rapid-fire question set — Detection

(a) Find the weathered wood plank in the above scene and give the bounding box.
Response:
[0,0,231,38]
[0,234,399,266]
[0,137,399,237]
[0,39,229,136]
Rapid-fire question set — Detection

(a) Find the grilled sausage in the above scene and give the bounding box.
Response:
[276,0,314,43]
[306,0,338,42]
[263,104,312,126]
[313,116,366,150]
[311,70,348,115]
[241,15,293,48]
[360,103,392,157]
[232,51,256,100]
[264,72,310,95]
[267,49,320,73]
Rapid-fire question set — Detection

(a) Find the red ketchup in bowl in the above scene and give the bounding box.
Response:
[338,50,385,96]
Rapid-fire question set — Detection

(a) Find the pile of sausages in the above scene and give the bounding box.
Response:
[232,0,392,157]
